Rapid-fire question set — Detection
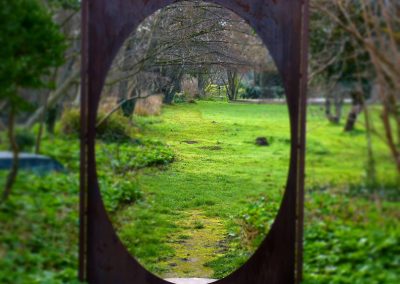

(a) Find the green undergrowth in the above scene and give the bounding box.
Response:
[60,108,134,142]
[303,187,400,283]
[237,183,400,283]
[0,127,174,282]
[0,101,398,282]
[0,172,80,284]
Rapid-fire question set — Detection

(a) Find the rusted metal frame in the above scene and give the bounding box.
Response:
[296,0,309,282]
[80,0,308,283]
[79,0,89,281]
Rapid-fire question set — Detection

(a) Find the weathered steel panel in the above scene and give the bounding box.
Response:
[80,0,308,283]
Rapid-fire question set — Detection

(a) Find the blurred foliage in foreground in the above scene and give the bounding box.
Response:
[0,132,174,283]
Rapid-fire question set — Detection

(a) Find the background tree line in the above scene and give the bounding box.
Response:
[0,0,399,200]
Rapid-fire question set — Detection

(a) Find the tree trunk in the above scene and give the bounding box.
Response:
[120,89,139,118]
[35,88,53,154]
[118,39,135,101]
[226,70,239,101]
[363,104,376,184]
[381,94,400,173]
[163,70,182,104]
[2,107,19,202]
[334,95,343,123]
[325,94,343,124]
[325,97,333,120]
[197,72,208,98]
[344,91,363,132]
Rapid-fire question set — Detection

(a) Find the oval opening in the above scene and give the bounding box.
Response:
[96,1,289,282]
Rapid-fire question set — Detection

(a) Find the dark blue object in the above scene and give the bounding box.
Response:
[0,151,64,174]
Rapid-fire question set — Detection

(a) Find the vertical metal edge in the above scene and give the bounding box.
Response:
[79,0,89,281]
[296,0,309,283]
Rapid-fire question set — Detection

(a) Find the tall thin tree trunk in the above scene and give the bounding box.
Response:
[2,107,19,202]
[163,69,183,104]
[35,91,51,154]
[325,96,332,120]
[334,95,343,123]
[344,91,363,132]
[325,94,343,124]
[363,103,376,183]
[197,72,207,98]
[226,70,238,101]
[381,96,400,173]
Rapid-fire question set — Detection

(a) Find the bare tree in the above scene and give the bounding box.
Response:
[102,1,271,105]
[314,0,400,172]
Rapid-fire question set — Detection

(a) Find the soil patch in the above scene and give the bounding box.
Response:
[183,140,199,144]
[198,146,222,151]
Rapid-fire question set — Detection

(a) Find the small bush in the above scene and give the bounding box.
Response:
[96,140,175,174]
[240,196,280,246]
[15,129,36,151]
[204,84,227,101]
[59,108,80,136]
[173,92,187,103]
[96,112,132,142]
[269,85,285,98]
[241,85,262,99]
[119,98,136,117]
[0,173,79,283]
[303,217,400,283]
[60,108,133,142]
[101,178,143,212]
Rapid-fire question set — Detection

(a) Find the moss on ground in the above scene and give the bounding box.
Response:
[161,210,226,278]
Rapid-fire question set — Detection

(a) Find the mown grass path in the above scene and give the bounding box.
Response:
[113,101,291,278]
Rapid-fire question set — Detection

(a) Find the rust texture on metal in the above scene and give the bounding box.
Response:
[80,0,309,283]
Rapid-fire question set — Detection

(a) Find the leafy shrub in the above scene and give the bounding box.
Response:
[240,188,400,283]
[41,138,80,171]
[101,178,143,212]
[0,129,36,152]
[347,181,400,202]
[240,196,280,246]
[303,190,400,283]
[15,129,36,151]
[60,108,133,142]
[119,98,136,117]
[42,137,175,174]
[304,220,400,283]
[241,85,262,99]
[0,173,79,283]
[204,84,228,101]
[96,112,132,142]
[173,92,187,103]
[96,140,175,174]
[0,133,174,282]
[269,85,285,98]
[59,108,80,136]
[240,84,285,99]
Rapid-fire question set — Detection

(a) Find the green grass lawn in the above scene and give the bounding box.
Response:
[110,101,291,278]
[0,101,398,283]
[107,101,399,280]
